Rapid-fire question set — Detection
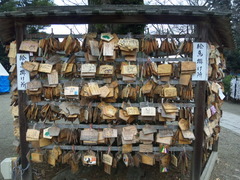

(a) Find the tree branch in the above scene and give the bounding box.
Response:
[61,0,81,5]
[0,0,9,6]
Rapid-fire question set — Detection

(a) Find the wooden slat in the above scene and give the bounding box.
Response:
[31,56,192,62]
[30,101,195,108]
[25,33,198,39]
[29,123,179,130]
[35,145,193,152]
[33,78,194,87]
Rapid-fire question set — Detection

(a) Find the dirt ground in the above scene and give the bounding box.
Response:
[0,94,17,180]
[0,94,240,180]
[210,101,240,180]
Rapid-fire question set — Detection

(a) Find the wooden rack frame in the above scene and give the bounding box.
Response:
[37,145,193,152]
[0,5,233,180]
[17,17,203,180]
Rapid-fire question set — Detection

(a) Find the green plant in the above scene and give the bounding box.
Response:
[223,74,233,96]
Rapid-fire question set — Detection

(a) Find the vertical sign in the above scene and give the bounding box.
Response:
[17,53,30,90]
[192,42,209,81]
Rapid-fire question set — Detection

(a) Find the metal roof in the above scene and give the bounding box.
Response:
[0,5,234,48]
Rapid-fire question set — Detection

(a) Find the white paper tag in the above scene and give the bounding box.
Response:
[218,88,225,100]
[141,107,156,116]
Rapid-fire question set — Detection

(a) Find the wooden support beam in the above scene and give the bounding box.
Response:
[15,22,32,180]
[192,81,207,180]
[212,139,219,152]
[191,23,208,180]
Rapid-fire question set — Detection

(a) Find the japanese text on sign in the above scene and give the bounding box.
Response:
[192,42,209,81]
[17,53,30,90]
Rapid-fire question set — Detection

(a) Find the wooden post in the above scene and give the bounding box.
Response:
[192,81,207,180]
[212,139,219,152]
[15,22,32,180]
[191,22,208,180]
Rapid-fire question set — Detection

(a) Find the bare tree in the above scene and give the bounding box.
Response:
[146,0,210,6]
[147,0,212,42]
[59,0,231,38]
[61,0,87,5]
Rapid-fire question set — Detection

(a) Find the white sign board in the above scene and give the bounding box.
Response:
[17,53,30,90]
[192,42,209,81]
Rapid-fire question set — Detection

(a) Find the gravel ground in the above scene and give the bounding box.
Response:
[210,128,240,180]
[222,101,240,116]
[0,94,240,180]
[0,94,17,180]
[210,101,240,180]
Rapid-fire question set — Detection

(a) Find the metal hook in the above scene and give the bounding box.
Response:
[166,29,172,39]
[165,57,169,64]
[72,144,75,153]
[33,122,37,129]
[51,28,54,36]
[71,121,74,130]
[107,146,111,154]
[183,146,186,153]
[126,32,132,39]
[147,57,151,63]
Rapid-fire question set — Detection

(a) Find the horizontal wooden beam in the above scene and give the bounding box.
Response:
[31,144,193,152]
[30,101,195,108]
[26,33,197,39]
[29,123,180,130]
[13,15,207,25]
